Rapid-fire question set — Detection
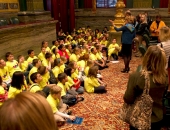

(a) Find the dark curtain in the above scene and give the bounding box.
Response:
[84,0,92,8]
[69,0,75,32]
[59,0,69,32]
[51,0,69,33]
[51,0,60,32]
[160,0,168,8]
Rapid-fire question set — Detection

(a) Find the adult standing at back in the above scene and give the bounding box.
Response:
[109,16,136,73]
[150,15,166,38]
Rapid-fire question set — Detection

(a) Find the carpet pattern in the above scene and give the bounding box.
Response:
[60,56,141,130]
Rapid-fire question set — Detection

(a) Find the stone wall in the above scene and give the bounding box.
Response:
[0,20,57,59]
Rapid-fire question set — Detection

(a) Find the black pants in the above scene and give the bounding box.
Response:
[130,120,163,130]
[94,86,107,93]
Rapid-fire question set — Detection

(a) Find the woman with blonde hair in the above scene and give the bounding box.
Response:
[123,45,168,130]
[109,15,136,73]
[0,92,58,130]
[158,26,170,67]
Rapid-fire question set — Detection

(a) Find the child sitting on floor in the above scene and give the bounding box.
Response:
[57,73,84,106]
[84,66,107,93]
[108,38,120,61]
[47,85,75,122]
[64,67,84,94]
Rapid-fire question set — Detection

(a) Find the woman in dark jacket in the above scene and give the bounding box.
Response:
[124,45,168,130]
[109,16,136,73]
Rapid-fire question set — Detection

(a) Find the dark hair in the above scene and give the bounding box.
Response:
[58,44,65,50]
[64,67,72,76]
[54,58,61,66]
[35,90,47,98]
[17,55,23,62]
[58,73,67,82]
[0,76,2,85]
[52,40,57,45]
[11,71,24,90]
[5,52,12,60]
[27,50,34,55]
[30,72,39,83]
[38,66,46,75]
[91,48,95,53]
[68,61,75,69]
[32,59,39,66]
[42,41,47,47]
[45,52,52,59]
[88,66,98,78]
[52,47,56,54]
[156,15,161,19]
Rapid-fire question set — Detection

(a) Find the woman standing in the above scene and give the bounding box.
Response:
[109,16,136,73]
[124,45,168,130]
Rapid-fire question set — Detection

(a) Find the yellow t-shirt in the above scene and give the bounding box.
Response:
[20,61,29,72]
[69,54,79,62]
[51,45,58,52]
[47,94,59,113]
[84,77,100,93]
[57,82,67,97]
[77,60,86,69]
[96,52,103,60]
[71,71,78,80]
[42,59,49,67]
[90,53,97,61]
[52,66,60,78]
[59,64,65,73]
[108,43,119,50]
[29,83,41,93]
[38,52,46,62]
[72,40,78,45]
[8,86,22,98]
[45,47,51,53]
[0,67,11,83]
[29,67,38,84]
[66,76,74,88]
[6,60,21,77]
[84,66,89,76]
[27,56,38,64]
[100,40,108,46]
[0,86,5,106]
[52,53,60,60]
[88,36,92,41]
[39,72,50,90]
[66,49,71,57]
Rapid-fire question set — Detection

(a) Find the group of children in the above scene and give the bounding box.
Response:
[0,26,121,124]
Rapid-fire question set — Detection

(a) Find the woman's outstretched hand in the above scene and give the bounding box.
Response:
[109,19,114,23]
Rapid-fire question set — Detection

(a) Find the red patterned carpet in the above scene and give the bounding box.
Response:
[60,56,141,130]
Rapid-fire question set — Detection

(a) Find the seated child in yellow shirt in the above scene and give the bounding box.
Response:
[52,58,64,80]
[57,73,84,106]
[47,85,75,122]
[8,71,27,98]
[27,50,38,64]
[30,72,50,96]
[108,38,120,61]
[18,55,33,83]
[38,66,56,90]
[84,66,107,93]
[64,67,84,94]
